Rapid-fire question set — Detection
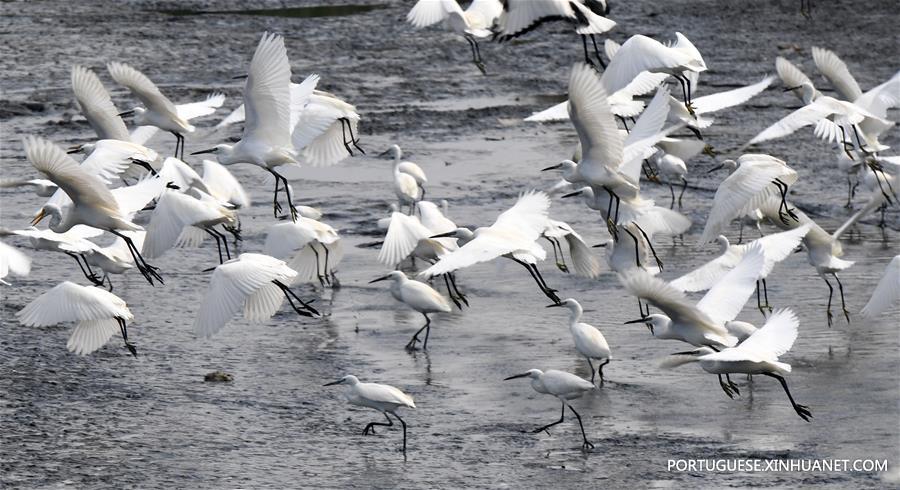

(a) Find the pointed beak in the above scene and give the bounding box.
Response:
[323,379,343,386]
[117,110,134,117]
[377,148,392,158]
[503,373,531,381]
[671,349,700,356]
[541,164,562,172]
[545,303,563,308]
[783,85,802,92]
[66,145,82,154]
[561,190,583,198]
[706,164,724,174]
[232,74,249,80]
[30,209,46,226]
[624,317,651,325]
[429,231,457,239]
[368,275,390,284]
[592,243,608,248]
[191,148,217,156]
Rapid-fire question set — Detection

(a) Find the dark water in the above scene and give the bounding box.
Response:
[1,0,898,487]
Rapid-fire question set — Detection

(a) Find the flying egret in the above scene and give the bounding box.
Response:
[107,61,194,159]
[493,0,615,68]
[83,231,145,291]
[665,74,775,138]
[142,190,238,265]
[70,64,131,148]
[421,191,561,303]
[407,0,502,74]
[662,309,811,421]
[0,240,31,285]
[17,281,137,356]
[650,137,708,208]
[264,217,343,287]
[201,159,250,210]
[503,369,595,450]
[861,255,900,318]
[542,220,602,278]
[671,225,812,313]
[11,227,105,286]
[369,271,452,350]
[0,178,58,197]
[191,32,301,220]
[24,136,164,285]
[701,154,799,243]
[601,33,707,114]
[194,253,319,338]
[547,298,610,385]
[323,375,415,455]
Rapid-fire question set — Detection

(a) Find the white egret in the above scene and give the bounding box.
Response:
[380,145,427,210]
[701,154,798,244]
[421,191,561,303]
[199,159,249,210]
[663,308,811,421]
[407,0,502,74]
[70,64,131,146]
[0,240,31,285]
[24,136,164,285]
[194,253,319,338]
[861,255,900,318]
[142,190,238,265]
[494,0,614,68]
[16,281,137,356]
[547,298,610,385]
[665,74,775,137]
[542,220,602,278]
[264,217,343,287]
[0,178,57,197]
[127,92,225,150]
[503,368,595,450]
[323,375,415,454]
[369,271,452,350]
[108,61,194,159]
[82,231,145,291]
[601,33,706,113]
[671,225,811,313]
[650,136,708,208]
[12,227,105,285]
[191,33,301,220]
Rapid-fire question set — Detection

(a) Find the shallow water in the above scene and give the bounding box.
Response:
[1,0,899,488]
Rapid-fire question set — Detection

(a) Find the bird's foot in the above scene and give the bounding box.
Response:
[457,292,469,307]
[702,144,717,158]
[826,309,834,328]
[842,308,851,324]
[556,262,569,273]
[685,102,697,117]
[475,61,487,76]
[330,272,341,289]
[728,381,741,396]
[405,337,420,351]
[449,295,463,310]
[605,219,618,240]
[582,441,595,452]
[125,342,138,357]
[794,404,813,421]
[273,201,283,217]
[719,381,736,399]
[289,203,299,222]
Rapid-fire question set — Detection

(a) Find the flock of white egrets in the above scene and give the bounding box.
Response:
[1,0,898,455]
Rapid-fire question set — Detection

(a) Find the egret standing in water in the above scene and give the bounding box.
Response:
[504,368,596,450]
[381,145,427,212]
[370,271,451,350]
[547,298,611,385]
[324,375,415,455]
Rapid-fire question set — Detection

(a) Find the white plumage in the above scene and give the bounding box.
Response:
[861,255,900,318]
[0,240,31,285]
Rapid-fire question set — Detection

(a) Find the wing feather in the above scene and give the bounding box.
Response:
[71,65,130,141]
[861,255,900,318]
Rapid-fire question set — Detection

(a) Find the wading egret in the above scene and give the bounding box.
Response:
[504,368,595,450]
[323,375,415,455]
[547,298,610,385]
[369,271,452,350]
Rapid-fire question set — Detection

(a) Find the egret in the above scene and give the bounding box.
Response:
[861,255,900,318]
[701,154,798,243]
[407,0,502,74]
[369,271,452,350]
[671,225,812,313]
[108,61,194,159]
[493,0,615,68]
[0,178,58,197]
[264,217,343,287]
[17,281,138,356]
[665,74,775,138]
[547,298,610,385]
[24,136,164,285]
[0,240,31,285]
[421,191,561,303]
[323,375,415,454]
[70,64,131,145]
[11,227,105,286]
[650,136,708,208]
[381,145,427,211]
[542,220,602,278]
[601,33,707,114]
[662,309,811,421]
[191,32,301,220]
[194,253,319,338]
[82,231,145,291]
[142,190,238,265]
[503,369,595,450]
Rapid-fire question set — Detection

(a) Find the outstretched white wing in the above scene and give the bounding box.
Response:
[696,243,766,325]
[569,62,624,170]
[242,32,292,149]
[0,240,31,283]
[176,93,226,120]
[71,65,130,141]
[379,213,433,265]
[107,61,179,120]
[775,56,814,94]
[202,159,250,208]
[17,281,131,326]
[142,191,223,258]
[407,0,464,28]
[735,308,799,359]
[861,255,900,318]
[811,47,862,102]
[693,75,775,115]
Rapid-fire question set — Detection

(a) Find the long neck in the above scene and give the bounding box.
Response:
[567,303,583,324]
[48,209,73,233]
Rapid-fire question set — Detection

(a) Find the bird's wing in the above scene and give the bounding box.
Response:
[745,100,839,146]
[853,71,900,118]
[699,156,795,244]
[604,38,620,60]
[524,100,569,122]
[142,191,219,258]
[107,61,179,118]
[359,383,415,408]
[696,243,766,325]
[157,157,209,194]
[568,62,624,169]
[619,71,670,98]
[735,308,799,359]
[493,190,551,240]
[110,175,166,219]
[656,137,707,162]
[71,65,130,141]
[300,119,352,167]
[420,230,517,277]
[129,125,159,146]
[66,319,122,355]
[670,249,742,292]
[202,160,250,208]
[263,222,316,260]
[622,86,672,166]
[417,201,456,234]
[243,32,292,148]
[495,0,569,38]
[564,231,602,278]
[379,213,433,265]
[775,56,814,91]
[215,104,246,129]
[243,282,285,323]
[17,281,129,325]
[602,35,691,95]
[861,255,900,318]
[742,223,810,277]
[176,92,226,120]
[406,0,462,27]
[194,254,292,337]
[83,140,159,183]
[0,240,31,280]
[466,0,503,29]
[693,75,775,115]
[24,136,119,215]
[287,75,321,133]
[619,269,720,332]
[811,47,863,102]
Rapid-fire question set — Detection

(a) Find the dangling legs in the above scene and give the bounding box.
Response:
[633,222,663,271]
[589,34,606,69]
[678,177,688,208]
[272,279,319,317]
[116,316,138,357]
[204,228,226,264]
[110,230,162,285]
[832,273,850,323]
[823,275,835,327]
[762,372,812,421]
[464,35,487,75]
[447,272,468,306]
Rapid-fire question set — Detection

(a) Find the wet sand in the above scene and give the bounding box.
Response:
[1,0,899,487]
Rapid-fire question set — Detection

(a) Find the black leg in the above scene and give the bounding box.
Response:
[756,280,766,316]
[597,359,610,386]
[309,243,327,287]
[340,117,365,154]
[762,278,772,312]
[464,35,487,75]
[533,402,566,434]
[832,273,850,323]
[363,411,394,436]
[392,412,408,454]
[272,279,319,317]
[110,230,162,285]
[530,264,560,303]
[678,177,688,208]
[633,223,663,271]
[762,372,812,421]
[447,272,468,306]
[406,314,431,350]
[718,374,736,399]
[443,274,463,309]
[116,316,138,357]
[65,252,102,286]
[823,276,834,327]
[205,228,225,264]
[569,405,594,450]
[271,171,282,217]
[726,374,740,395]
[623,228,642,268]
[587,358,596,384]
[668,184,676,209]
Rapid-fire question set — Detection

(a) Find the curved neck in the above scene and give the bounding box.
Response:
[567,303,583,324]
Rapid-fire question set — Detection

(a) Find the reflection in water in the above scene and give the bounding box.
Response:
[159,4,388,18]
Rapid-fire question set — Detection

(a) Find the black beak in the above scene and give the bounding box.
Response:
[503,373,530,381]
[783,85,802,92]
[377,148,392,158]
[541,164,562,172]
[706,164,724,174]
[430,231,457,239]
[624,317,651,324]
[545,303,563,308]
[561,190,583,198]
[671,349,700,356]
[66,145,82,154]
[368,275,390,284]
[323,379,343,386]
[232,74,249,80]
[117,110,134,117]
[592,243,608,248]
[191,148,217,155]
[166,182,181,190]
